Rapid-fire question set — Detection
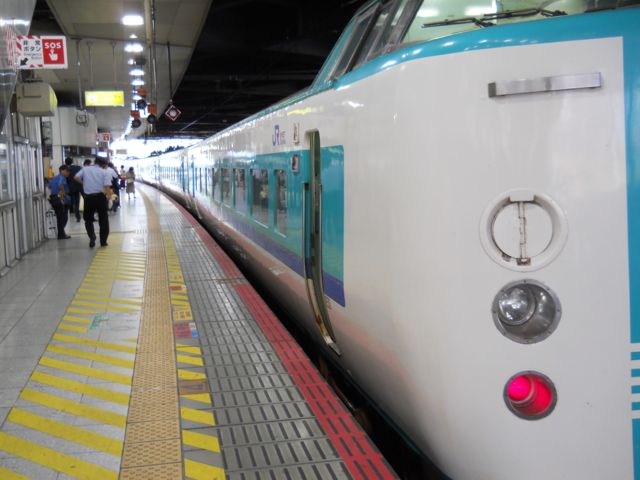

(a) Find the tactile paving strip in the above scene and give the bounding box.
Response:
[120,193,183,478]
[148,187,398,480]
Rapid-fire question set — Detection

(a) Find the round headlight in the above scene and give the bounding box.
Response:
[497,285,536,326]
[492,280,561,344]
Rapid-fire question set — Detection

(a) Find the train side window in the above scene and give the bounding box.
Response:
[234,168,246,212]
[351,3,395,69]
[365,0,413,60]
[275,169,287,235]
[331,4,379,79]
[250,169,269,225]
[212,168,218,199]
[222,168,231,204]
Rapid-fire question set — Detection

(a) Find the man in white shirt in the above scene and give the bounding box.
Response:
[74,157,112,248]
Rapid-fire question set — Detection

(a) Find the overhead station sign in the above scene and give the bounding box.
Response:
[16,35,68,69]
[85,91,125,107]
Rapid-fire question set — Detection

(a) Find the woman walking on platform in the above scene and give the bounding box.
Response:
[126,167,136,199]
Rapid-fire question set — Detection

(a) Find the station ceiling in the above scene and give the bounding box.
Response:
[31,0,367,140]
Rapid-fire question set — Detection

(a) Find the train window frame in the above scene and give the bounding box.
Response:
[250,168,269,226]
[351,1,400,70]
[233,168,247,213]
[221,167,231,205]
[329,2,380,80]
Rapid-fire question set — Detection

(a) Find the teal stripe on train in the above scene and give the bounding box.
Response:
[189,146,345,304]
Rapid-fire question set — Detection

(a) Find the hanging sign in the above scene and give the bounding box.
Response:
[96,132,111,143]
[164,104,182,122]
[85,91,124,107]
[16,35,68,69]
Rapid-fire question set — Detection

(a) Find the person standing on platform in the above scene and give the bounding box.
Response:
[119,165,126,190]
[64,157,83,222]
[108,162,120,213]
[74,157,112,248]
[126,167,136,199]
[48,165,71,240]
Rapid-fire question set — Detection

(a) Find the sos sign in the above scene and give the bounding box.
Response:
[16,35,67,70]
[42,36,67,68]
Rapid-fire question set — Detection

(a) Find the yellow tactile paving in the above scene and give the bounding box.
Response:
[71,300,139,313]
[46,344,135,369]
[178,369,207,380]
[67,306,101,315]
[62,314,93,324]
[53,333,137,353]
[119,463,184,480]
[0,432,119,480]
[181,406,215,426]
[19,388,127,427]
[124,419,180,443]
[121,438,182,467]
[177,354,204,366]
[75,294,144,306]
[162,232,225,476]
[0,466,29,480]
[120,192,183,479]
[176,345,202,355]
[184,459,225,480]
[30,371,130,405]
[57,322,89,333]
[182,430,220,453]
[85,273,145,281]
[7,408,123,456]
[0,230,146,476]
[39,356,132,385]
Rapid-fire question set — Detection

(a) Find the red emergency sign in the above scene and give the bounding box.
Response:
[41,37,66,67]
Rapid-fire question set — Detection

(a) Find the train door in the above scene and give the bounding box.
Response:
[190,156,196,196]
[303,131,340,355]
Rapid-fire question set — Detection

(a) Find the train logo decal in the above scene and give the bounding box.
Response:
[272,124,286,146]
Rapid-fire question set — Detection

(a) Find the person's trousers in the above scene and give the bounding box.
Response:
[83,193,109,245]
[69,191,81,221]
[52,202,69,238]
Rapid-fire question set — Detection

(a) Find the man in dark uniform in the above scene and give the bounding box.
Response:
[48,165,72,239]
[64,157,83,222]
[74,157,112,248]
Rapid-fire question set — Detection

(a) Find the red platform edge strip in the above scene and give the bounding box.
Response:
[169,197,398,480]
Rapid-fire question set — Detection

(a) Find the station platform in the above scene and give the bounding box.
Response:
[0,185,396,480]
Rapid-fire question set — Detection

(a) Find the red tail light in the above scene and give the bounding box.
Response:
[505,372,556,419]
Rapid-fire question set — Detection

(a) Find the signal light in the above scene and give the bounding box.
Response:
[492,280,561,344]
[504,372,556,419]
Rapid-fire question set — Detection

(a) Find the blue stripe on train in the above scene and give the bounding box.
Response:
[222,209,346,306]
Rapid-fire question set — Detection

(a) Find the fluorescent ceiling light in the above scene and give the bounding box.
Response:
[129,68,145,76]
[122,15,144,26]
[133,94,142,101]
[124,43,143,53]
[129,34,138,39]
[132,78,145,86]
[127,58,136,65]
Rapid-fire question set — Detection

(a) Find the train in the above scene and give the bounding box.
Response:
[138,0,640,478]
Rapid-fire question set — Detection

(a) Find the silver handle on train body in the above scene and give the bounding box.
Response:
[301,182,309,278]
[488,72,602,98]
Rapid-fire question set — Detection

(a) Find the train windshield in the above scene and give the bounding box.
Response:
[403,0,636,43]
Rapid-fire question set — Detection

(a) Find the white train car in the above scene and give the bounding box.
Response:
[140,0,640,478]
